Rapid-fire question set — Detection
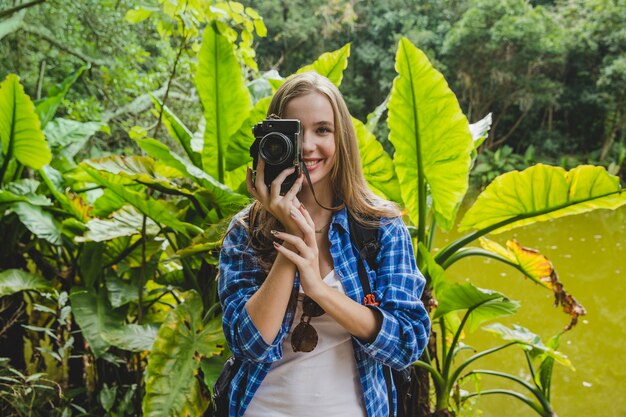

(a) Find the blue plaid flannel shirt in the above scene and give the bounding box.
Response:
[218,206,430,417]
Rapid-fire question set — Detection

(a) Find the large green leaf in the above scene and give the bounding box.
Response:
[434,283,519,332]
[225,96,271,171]
[10,202,62,245]
[0,179,51,206]
[151,97,202,168]
[297,43,351,87]
[78,206,161,242]
[78,242,105,288]
[91,188,126,217]
[102,324,159,352]
[0,74,51,170]
[143,292,225,417]
[417,243,448,296]
[135,138,250,214]
[80,164,202,237]
[459,164,626,233]
[388,38,472,230]
[353,117,401,202]
[483,323,573,370]
[82,155,180,182]
[35,66,88,129]
[44,118,105,160]
[70,288,125,358]
[105,274,140,308]
[0,269,52,297]
[195,24,252,182]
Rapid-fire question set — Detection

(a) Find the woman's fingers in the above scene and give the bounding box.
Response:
[283,173,303,201]
[270,166,296,199]
[246,167,259,198]
[298,202,315,229]
[271,229,309,255]
[272,241,305,265]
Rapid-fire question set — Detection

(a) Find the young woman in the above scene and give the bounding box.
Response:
[218,72,430,417]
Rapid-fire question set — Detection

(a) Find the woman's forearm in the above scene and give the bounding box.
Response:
[309,284,383,343]
[245,249,297,344]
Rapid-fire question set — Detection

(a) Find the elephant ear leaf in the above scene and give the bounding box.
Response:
[459,164,626,233]
[143,292,225,417]
[226,96,271,171]
[70,288,125,358]
[353,117,401,202]
[388,38,472,231]
[297,43,351,87]
[0,74,51,172]
[434,283,519,332]
[483,323,573,370]
[195,24,252,182]
[0,269,52,297]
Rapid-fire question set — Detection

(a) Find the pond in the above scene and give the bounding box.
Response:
[433,205,626,417]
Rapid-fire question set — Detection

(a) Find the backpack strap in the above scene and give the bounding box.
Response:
[347,212,396,417]
[347,211,381,304]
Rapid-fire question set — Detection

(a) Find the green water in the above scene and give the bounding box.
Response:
[432,206,626,417]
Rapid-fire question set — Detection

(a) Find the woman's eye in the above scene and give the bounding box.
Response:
[317,127,332,134]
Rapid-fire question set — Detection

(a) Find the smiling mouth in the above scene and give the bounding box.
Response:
[304,159,321,169]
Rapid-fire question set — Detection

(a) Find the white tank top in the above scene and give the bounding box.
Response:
[244,270,367,417]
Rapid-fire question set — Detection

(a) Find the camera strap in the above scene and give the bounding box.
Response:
[300,162,344,211]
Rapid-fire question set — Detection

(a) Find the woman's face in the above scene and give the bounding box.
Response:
[284,92,336,190]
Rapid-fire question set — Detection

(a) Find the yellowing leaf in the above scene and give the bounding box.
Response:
[479,237,587,330]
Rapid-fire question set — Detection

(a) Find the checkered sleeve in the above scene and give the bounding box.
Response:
[218,213,284,363]
[355,216,430,370]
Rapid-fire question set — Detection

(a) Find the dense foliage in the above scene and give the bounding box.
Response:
[247,0,626,175]
[1,1,625,417]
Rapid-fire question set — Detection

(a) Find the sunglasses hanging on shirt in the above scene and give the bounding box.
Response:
[291,295,325,352]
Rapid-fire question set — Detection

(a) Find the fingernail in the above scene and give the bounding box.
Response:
[300,203,305,210]
[270,229,278,235]
[273,241,280,248]
[290,209,297,217]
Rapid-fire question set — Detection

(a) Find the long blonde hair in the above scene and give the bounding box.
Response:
[247,72,401,271]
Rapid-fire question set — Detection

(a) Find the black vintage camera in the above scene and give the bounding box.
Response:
[250,118,302,194]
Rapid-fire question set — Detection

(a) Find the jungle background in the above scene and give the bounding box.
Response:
[0,0,625,416]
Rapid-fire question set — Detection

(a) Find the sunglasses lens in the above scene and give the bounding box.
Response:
[303,297,325,317]
[291,322,318,352]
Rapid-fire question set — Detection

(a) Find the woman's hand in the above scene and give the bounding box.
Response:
[269,205,327,297]
[247,159,304,235]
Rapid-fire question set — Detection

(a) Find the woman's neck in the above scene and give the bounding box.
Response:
[297,187,335,225]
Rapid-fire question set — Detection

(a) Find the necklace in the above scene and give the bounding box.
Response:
[315,220,331,234]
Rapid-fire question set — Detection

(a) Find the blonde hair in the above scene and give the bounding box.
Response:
[247,72,401,270]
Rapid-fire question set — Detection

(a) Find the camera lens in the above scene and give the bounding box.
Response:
[259,133,292,165]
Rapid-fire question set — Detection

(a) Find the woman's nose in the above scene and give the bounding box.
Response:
[301,131,315,152]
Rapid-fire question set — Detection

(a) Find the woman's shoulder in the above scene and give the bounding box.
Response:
[376,215,410,242]
[223,205,253,242]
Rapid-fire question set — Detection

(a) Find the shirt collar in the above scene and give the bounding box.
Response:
[331,206,349,233]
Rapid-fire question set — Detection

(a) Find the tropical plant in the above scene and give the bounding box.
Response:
[2,2,626,417]
[367,36,625,416]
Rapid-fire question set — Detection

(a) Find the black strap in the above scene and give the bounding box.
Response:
[347,213,395,417]
[347,211,380,295]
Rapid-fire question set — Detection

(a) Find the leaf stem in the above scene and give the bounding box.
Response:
[463,389,547,416]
